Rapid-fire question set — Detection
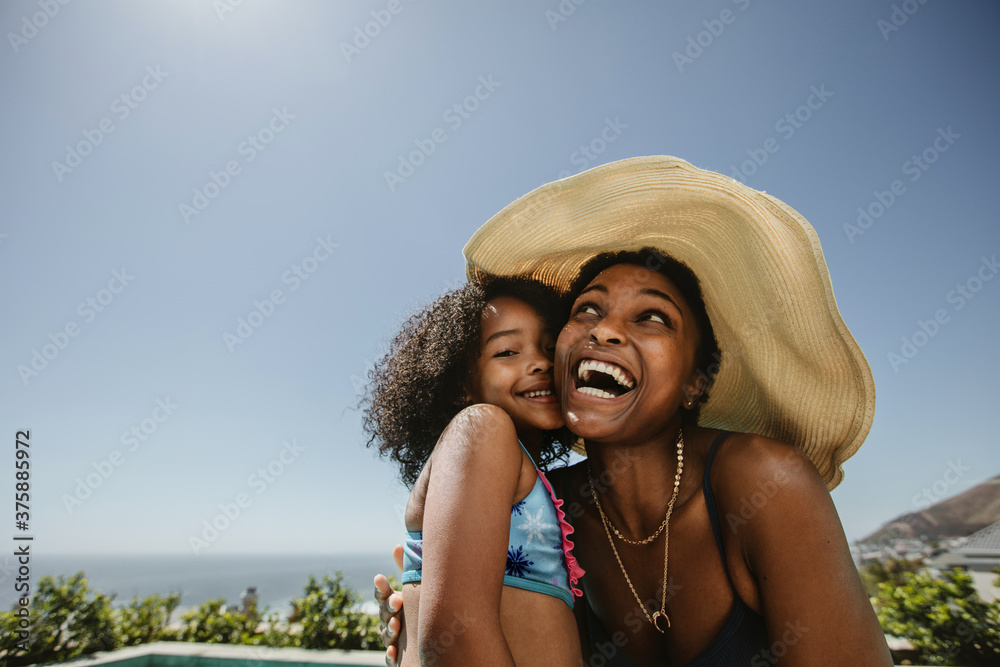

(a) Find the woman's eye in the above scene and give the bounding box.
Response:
[575,304,599,316]
[640,312,669,325]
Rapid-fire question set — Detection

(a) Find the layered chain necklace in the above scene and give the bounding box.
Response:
[587,427,684,634]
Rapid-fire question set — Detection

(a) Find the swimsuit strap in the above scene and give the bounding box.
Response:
[517,439,538,469]
[701,431,736,589]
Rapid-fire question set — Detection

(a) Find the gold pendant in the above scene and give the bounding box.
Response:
[652,611,670,633]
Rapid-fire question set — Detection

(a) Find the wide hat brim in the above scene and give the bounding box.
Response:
[464,156,874,490]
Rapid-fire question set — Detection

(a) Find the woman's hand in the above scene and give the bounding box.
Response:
[375,545,405,665]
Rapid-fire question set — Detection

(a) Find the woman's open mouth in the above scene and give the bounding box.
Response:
[573,359,636,399]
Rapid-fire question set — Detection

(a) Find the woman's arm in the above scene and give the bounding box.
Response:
[717,434,892,665]
[417,403,524,666]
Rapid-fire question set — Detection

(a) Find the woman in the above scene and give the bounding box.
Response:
[377,156,892,664]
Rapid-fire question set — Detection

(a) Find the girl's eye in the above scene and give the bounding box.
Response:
[493,349,516,358]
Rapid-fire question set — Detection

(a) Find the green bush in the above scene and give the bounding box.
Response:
[0,572,117,666]
[174,597,257,644]
[874,567,1000,666]
[0,569,383,664]
[291,572,381,650]
[860,556,924,597]
[118,592,181,646]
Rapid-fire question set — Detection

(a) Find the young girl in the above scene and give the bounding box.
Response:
[363,278,584,666]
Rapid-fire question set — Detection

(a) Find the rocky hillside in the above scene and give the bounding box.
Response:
[860,474,1000,544]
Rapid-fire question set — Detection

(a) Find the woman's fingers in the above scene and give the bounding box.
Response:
[380,592,402,626]
[375,550,405,655]
[375,574,403,627]
[380,614,400,648]
[374,573,393,604]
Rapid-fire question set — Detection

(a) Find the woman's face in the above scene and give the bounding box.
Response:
[555,263,703,445]
[467,296,564,439]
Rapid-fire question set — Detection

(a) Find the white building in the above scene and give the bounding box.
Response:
[929,520,1000,602]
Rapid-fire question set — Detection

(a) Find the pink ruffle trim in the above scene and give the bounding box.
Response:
[536,470,585,598]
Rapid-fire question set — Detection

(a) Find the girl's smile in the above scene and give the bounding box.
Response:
[467,296,563,442]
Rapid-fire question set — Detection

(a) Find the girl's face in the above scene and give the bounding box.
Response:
[555,263,703,445]
[467,296,564,440]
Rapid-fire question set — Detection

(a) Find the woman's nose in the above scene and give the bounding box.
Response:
[590,316,626,345]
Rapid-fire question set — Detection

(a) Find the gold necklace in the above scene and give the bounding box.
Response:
[587,427,684,634]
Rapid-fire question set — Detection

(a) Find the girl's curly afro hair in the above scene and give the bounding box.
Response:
[362,277,572,488]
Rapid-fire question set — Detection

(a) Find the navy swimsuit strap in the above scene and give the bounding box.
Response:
[701,431,736,589]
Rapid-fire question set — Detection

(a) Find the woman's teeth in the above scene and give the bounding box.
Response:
[577,386,618,399]
[577,359,635,390]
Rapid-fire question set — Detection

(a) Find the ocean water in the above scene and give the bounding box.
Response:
[3,553,398,618]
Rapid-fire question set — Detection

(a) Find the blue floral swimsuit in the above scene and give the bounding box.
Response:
[401,441,583,607]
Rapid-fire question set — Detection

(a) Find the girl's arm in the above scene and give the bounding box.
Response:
[417,403,524,666]
[715,434,892,665]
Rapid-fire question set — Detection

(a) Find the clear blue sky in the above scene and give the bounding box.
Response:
[1,0,997,557]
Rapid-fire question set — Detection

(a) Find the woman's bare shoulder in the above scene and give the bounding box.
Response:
[710,431,823,498]
[706,431,831,542]
[707,434,892,664]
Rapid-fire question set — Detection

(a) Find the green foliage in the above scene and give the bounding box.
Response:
[875,567,1000,666]
[244,610,295,649]
[117,592,181,646]
[174,572,382,650]
[291,572,381,650]
[0,569,383,664]
[860,556,924,597]
[174,597,257,644]
[0,572,117,667]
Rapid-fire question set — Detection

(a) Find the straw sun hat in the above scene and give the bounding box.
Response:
[463,156,874,490]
